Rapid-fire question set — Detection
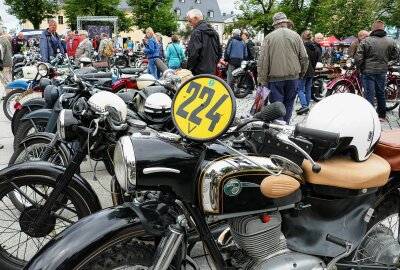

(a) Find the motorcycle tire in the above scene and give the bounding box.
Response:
[68,236,153,270]
[325,81,355,97]
[138,62,148,70]
[11,105,43,135]
[385,81,399,111]
[233,76,252,99]
[8,137,71,212]
[13,119,49,150]
[0,176,95,269]
[3,89,24,121]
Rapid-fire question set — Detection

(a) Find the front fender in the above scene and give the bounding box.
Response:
[20,108,52,121]
[326,77,353,90]
[5,79,30,90]
[25,204,146,270]
[0,162,101,213]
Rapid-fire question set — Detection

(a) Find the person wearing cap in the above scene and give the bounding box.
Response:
[40,19,65,63]
[257,12,309,123]
[75,30,92,64]
[224,29,248,90]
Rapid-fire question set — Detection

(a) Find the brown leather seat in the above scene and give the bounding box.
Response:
[374,130,400,171]
[302,154,390,189]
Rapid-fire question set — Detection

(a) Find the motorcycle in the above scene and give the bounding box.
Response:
[215,59,228,81]
[232,60,257,98]
[24,75,400,270]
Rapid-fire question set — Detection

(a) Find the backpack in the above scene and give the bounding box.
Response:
[103,41,113,57]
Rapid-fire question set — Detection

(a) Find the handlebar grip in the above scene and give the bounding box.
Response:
[294,125,340,144]
[326,234,348,248]
[254,102,286,122]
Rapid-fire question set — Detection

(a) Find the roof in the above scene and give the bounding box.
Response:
[172,0,225,23]
[117,0,228,23]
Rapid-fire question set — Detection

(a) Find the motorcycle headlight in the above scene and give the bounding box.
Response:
[241,61,248,69]
[346,59,353,68]
[38,63,49,77]
[114,136,136,192]
[57,109,79,142]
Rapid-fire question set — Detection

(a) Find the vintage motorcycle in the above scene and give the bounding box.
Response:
[232,60,257,98]
[24,79,400,270]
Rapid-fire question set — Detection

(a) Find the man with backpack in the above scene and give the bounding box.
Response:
[224,29,248,90]
[98,33,113,62]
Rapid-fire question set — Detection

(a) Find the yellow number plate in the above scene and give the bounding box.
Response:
[172,75,236,142]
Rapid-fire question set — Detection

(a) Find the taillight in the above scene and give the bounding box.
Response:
[14,102,22,110]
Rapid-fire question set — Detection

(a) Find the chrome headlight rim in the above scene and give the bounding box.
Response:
[57,109,66,141]
[345,59,353,68]
[114,136,136,192]
[38,63,50,77]
[241,60,248,69]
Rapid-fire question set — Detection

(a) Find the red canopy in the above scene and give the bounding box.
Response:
[320,36,340,47]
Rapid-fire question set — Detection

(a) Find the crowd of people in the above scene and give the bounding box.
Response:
[0,8,399,148]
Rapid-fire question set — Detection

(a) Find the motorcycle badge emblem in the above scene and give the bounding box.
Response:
[224,179,242,196]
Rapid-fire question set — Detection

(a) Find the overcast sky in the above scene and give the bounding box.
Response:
[0,0,238,32]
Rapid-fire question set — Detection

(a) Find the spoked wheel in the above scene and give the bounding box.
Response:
[385,81,399,111]
[0,177,92,269]
[352,189,400,267]
[311,78,328,102]
[3,89,24,121]
[233,76,253,99]
[13,119,48,150]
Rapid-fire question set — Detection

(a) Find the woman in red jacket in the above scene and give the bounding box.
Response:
[66,31,80,58]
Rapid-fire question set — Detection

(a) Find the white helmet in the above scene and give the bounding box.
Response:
[88,91,128,121]
[137,74,156,90]
[305,93,380,161]
[144,92,172,116]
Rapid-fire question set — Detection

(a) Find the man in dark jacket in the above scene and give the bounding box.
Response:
[224,29,247,90]
[186,9,222,75]
[12,32,27,55]
[355,20,399,121]
[40,19,65,63]
[242,31,255,60]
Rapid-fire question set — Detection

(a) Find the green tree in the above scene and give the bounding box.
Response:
[376,0,400,28]
[4,0,59,29]
[177,24,192,41]
[63,0,133,32]
[127,0,178,36]
[234,0,276,35]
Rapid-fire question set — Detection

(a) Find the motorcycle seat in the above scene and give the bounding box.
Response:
[302,153,390,189]
[374,130,400,171]
[74,67,98,75]
[120,68,144,74]
[78,72,112,79]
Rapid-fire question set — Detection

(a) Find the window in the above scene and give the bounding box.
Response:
[58,15,64,25]
[175,8,181,16]
[208,10,214,18]
[195,0,201,3]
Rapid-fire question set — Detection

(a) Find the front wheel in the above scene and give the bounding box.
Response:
[233,75,253,98]
[325,80,355,97]
[14,119,48,150]
[311,78,328,102]
[0,176,93,269]
[78,239,154,270]
[3,89,24,121]
[385,81,399,111]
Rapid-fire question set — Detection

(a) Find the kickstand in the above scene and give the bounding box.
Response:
[92,161,98,181]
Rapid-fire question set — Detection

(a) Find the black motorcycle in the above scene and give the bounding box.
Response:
[24,75,400,270]
[232,60,257,98]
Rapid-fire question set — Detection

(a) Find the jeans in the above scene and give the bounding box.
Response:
[268,79,299,124]
[361,73,386,117]
[227,64,239,90]
[148,58,158,79]
[297,77,313,108]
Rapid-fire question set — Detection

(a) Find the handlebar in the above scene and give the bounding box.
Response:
[294,125,340,144]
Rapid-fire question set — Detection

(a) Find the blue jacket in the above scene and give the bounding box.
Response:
[144,37,159,59]
[224,36,247,66]
[40,29,65,63]
[166,43,186,69]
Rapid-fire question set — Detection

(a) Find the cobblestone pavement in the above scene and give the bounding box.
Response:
[0,86,398,268]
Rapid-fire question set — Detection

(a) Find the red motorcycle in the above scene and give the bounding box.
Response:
[215,59,228,81]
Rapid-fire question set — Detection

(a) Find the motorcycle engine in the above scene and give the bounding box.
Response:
[227,212,326,270]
